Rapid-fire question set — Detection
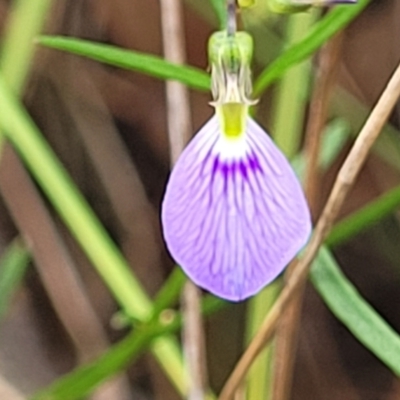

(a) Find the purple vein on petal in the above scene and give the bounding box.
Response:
[162,115,312,301]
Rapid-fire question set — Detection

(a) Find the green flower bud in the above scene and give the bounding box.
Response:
[208,31,255,106]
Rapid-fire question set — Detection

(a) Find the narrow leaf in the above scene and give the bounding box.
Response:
[327,185,400,247]
[254,0,370,95]
[0,239,30,321]
[209,0,226,29]
[31,297,224,400]
[37,35,210,91]
[0,72,189,394]
[310,247,400,376]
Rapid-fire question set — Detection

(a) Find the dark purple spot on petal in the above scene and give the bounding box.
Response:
[239,160,247,179]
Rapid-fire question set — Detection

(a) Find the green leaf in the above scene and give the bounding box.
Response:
[0,72,188,395]
[291,118,350,181]
[33,327,181,400]
[31,325,172,400]
[31,296,225,400]
[253,0,370,95]
[310,247,400,376]
[0,0,53,323]
[246,281,281,400]
[327,185,400,247]
[0,239,30,322]
[209,0,226,29]
[0,72,151,320]
[1,0,54,93]
[318,119,349,170]
[37,36,210,91]
[271,11,316,158]
[151,268,187,318]
[113,268,187,328]
[246,12,316,400]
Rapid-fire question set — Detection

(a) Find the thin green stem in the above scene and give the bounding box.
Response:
[271,11,317,158]
[151,268,187,318]
[253,0,370,96]
[31,295,225,400]
[246,12,316,400]
[0,0,51,322]
[0,239,30,322]
[327,185,400,247]
[38,36,210,92]
[209,0,227,29]
[246,280,280,400]
[1,0,53,92]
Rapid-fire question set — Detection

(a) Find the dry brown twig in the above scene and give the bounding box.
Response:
[160,0,192,165]
[218,57,400,400]
[271,33,344,400]
[304,35,344,211]
[159,0,208,398]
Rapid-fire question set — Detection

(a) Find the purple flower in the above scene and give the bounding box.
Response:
[161,31,312,301]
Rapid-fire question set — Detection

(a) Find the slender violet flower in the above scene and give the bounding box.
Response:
[161,30,312,301]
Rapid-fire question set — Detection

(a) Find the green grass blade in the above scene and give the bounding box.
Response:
[0,239,30,322]
[37,36,210,91]
[291,118,350,181]
[31,296,225,400]
[151,268,187,318]
[0,75,150,320]
[0,73,189,394]
[112,268,187,329]
[310,247,400,376]
[246,281,280,400]
[0,0,55,150]
[245,116,348,400]
[247,12,315,397]
[1,0,54,93]
[0,73,150,320]
[0,0,52,328]
[208,0,226,29]
[318,119,349,170]
[31,328,159,400]
[271,11,316,157]
[253,0,370,95]
[31,331,182,400]
[327,185,400,247]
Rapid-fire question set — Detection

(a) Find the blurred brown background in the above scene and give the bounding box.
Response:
[1,0,400,399]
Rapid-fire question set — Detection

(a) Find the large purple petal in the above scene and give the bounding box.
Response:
[161,115,312,301]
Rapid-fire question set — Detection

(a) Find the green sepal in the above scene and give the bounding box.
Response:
[207,30,255,105]
[208,30,254,72]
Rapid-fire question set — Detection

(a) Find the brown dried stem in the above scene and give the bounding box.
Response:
[160,0,192,164]
[271,33,343,400]
[160,0,208,398]
[219,57,400,400]
[304,34,343,211]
